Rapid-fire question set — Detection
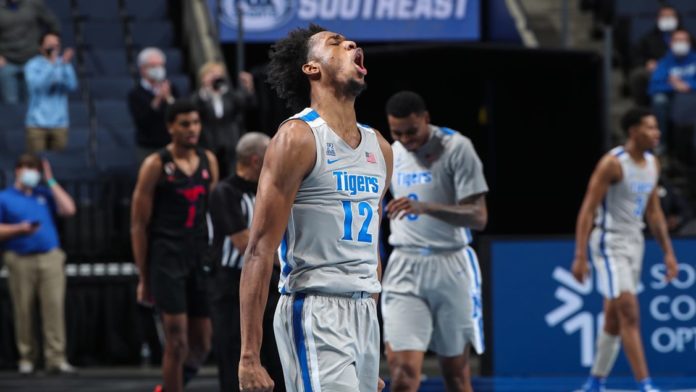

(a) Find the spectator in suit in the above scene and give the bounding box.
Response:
[630,5,683,106]
[24,31,76,153]
[192,61,255,178]
[0,0,59,104]
[128,47,179,164]
[0,154,76,375]
[648,29,696,153]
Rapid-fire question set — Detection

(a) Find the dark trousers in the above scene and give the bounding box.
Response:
[210,268,285,392]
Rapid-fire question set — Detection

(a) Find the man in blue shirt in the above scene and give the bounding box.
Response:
[24,31,77,153]
[648,28,696,153]
[0,154,76,375]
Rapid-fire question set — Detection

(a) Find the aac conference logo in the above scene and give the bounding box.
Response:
[545,261,696,368]
[220,0,295,32]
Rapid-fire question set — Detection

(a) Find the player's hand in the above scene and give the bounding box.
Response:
[377,377,385,391]
[664,253,679,282]
[571,257,590,283]
[386,197,426,220]
[239,360,274,392]
[136,279,153,307]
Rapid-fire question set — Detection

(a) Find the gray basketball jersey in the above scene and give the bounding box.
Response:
[277,108,387,294]
[389,125,488,250]
[594,146,658,234]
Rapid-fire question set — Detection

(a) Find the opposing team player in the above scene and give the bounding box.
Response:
[131,100,218,392]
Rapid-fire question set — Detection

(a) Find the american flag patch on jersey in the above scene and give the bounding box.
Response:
[365,152,377,163]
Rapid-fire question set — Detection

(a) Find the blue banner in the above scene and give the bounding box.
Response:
[209,0,480,42]
[491,238,696,376]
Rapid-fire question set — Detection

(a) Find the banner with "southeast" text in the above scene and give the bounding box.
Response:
[209,0,480,42]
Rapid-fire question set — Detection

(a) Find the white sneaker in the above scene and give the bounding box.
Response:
[18,361,34,375]
[48,362,77,375]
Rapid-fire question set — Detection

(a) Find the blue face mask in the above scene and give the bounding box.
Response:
[20,169,41,188]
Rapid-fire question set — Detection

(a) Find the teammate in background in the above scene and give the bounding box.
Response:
[208,132,285,392]
[382,91,488,392]
[572,107,678,392]
[131,100,219,392]
[238,24,392,392]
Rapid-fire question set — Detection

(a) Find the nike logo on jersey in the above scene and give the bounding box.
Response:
[327,158,343,164]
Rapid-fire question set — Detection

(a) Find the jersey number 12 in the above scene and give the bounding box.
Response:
[341,200,373,243]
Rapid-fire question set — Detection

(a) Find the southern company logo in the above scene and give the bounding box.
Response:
[544,266,598,367]
[221,0,295,32]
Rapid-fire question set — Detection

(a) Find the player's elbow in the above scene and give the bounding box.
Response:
[470,209,488,231]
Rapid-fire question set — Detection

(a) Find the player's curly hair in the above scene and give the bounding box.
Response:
[267,24,326,111]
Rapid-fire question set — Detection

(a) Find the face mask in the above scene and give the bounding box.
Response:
[212,77,228,91]
[146,66,166,82]
[20,169,40,188]
[658,16,678,32]
[43,46,58,56]
[672,41,691,56]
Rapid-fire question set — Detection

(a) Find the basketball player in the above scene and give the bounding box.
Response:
[237,24,392,392]
[572,107,678,392]
[131,100,219,392]
[381,91,488,392]
[208,132,285,392]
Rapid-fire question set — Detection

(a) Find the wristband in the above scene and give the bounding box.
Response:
[47,178,57,188]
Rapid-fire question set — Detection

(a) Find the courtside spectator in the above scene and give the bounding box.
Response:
[192,61,255,178]
[24,31,77,153]
[648,29,696,153]
[128,47,179,164]
[0,154,76,375]
[0,0,59,104]
[630,5,682,105]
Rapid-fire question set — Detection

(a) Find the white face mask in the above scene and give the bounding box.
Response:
[19,169,41,188]
[146,66,166,82]
[672,41,691,56]
[658,16,678,32]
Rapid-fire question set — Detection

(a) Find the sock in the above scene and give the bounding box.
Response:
[182,364,199,386]
[590,330,621,377]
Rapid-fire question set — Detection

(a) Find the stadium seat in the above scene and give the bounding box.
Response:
[671,93,696,126]
[130,21,175,48]
[94,100,135,147]
[164,48,183,74]
[87,77,135,101]
[0,104,27,133]
[124,0,168,20]
[67,127,91,149]
[61,25,77,49]
[614,0,660,18]
[0,129,26,154]
[81,21,126,49]
[169,74,191,97]
[47,0,73,21]
[629,16,655,49]
[670,0,696,16]
[69,103,91,128]
[83,49,131,76]
[683,16,696,36]
[75,0,121,21]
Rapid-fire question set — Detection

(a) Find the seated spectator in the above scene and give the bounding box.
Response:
[0,0,59,104]
[630,5,682,106]
[128,47,179,164]
[192,61,255,178]
[0,154,76,375]
[24,31,77,153]
[648,29,696,153]
[657,177,693,234]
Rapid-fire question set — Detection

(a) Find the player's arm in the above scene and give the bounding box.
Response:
[130,154,161,304]
[205,149,219,191]
[375,130,393,301]
[571,154,621,282]
[239,120,316,390]
[645,164,678,281]
[389,193,488,230]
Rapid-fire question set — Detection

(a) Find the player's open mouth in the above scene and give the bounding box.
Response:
[354,49,367,76]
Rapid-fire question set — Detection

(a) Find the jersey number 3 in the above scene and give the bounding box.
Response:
[341,201,373,243]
